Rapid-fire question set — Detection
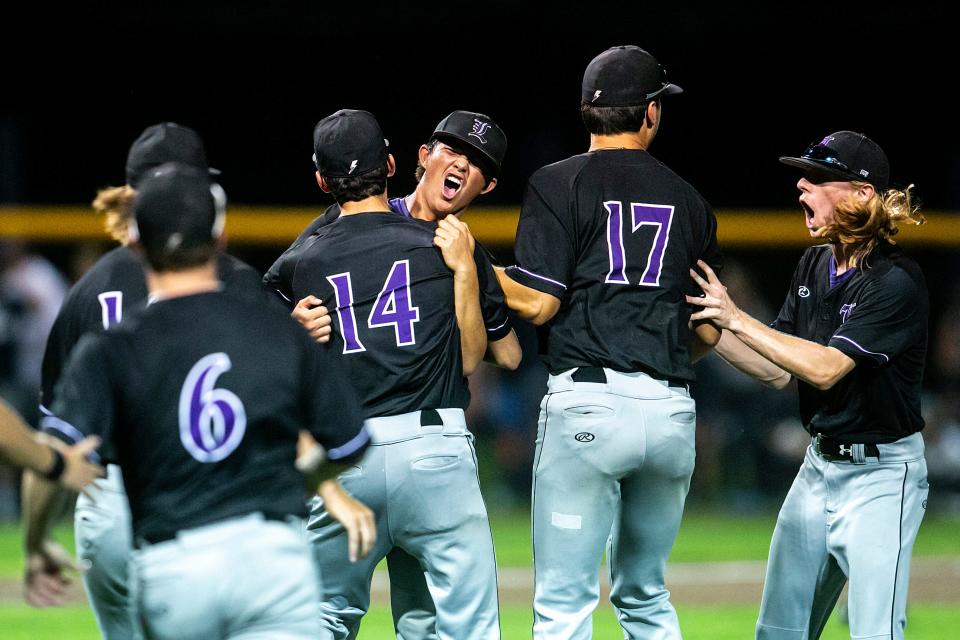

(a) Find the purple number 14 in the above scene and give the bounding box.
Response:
[604,201,675,287]
[327,260,420,354]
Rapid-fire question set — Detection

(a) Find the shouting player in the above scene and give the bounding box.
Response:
[267,109,500,639]
[688,131,928,640]
[41,163,373,639]
[267,110,520,371]
[22,123,265,636]
[497,45,722,638]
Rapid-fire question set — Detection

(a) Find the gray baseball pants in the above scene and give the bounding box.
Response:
[532,367,697,639]
[307,408,500,640]
[756,432,928,640]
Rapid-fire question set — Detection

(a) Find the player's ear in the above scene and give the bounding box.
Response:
[386,154,397,178]
[645,100,659,129]
[856,182,875,202]
[479,177,498,195]
[418,144,431,167]
[315,171,331,194]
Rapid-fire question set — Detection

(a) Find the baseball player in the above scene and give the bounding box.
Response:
[688,131,928,640]
[41,163,373,639]
[267,109,500,639]
[21,122,265,638]
[496,45,723,638]
[266,110,520,371]
[267,112,517,639]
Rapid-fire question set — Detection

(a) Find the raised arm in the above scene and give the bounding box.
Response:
[688,261,853,390]
[435,217,487,375]
[494,267,561,326]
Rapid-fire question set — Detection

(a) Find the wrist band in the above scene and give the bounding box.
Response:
[43,447,66,482]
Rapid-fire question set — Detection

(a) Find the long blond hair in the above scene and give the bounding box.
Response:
[91,185,137,244]
[820,183,925,266]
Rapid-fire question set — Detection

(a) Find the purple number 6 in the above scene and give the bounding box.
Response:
[178,353,247,463]
[604,201,675,287]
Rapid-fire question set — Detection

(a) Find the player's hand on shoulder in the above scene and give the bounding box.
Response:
[434,217,477,277]
[318,480,376,563]
[292,295,333,343]
[23,539,77,608]
[59,436,105,492]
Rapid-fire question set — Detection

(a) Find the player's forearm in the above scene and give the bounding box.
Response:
[21,470,69,553]
[0,401,58,475]
[494,268,559,325]
[453,267,487,376]
[688,322,721,364]
[484,330,522,370]
[727,313,851,390]
[714,330,792,389]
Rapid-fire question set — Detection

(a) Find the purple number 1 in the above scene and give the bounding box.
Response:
[604,201,675,287]
[327,260,420,354]
[97,291,123,329]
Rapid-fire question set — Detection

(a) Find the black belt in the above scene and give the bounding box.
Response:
[571,366,688,390]
[420,408,444,426]
[813,434,880,462]
[138,512,289,547]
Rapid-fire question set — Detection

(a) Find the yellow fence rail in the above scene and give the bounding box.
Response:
[1,206,957,247]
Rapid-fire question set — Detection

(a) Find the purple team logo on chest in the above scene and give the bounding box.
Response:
[178,353,248,463]
[839,303,857,323]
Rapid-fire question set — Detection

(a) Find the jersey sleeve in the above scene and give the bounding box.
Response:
[504,175,574,300]
[828,272,925,366]
[42,335,117,462]
[473,241,512,341]
[262,247,300,309]
[697,199,723,274]
[39,305,76,410]
[300,336,369,463]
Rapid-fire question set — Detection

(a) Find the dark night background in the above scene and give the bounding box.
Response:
[2,1,958,211]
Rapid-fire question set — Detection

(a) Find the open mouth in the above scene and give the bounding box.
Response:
[441,174,463,200]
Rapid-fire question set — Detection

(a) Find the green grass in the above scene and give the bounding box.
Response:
[2,602,959,639]
[2,510,958,638]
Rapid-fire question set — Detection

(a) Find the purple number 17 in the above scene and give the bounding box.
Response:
[604,201,675,287]
[327,260,420,355]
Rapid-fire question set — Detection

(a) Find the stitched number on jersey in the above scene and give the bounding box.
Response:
[178,353,247,463]
[327,260,420,354]
[368,260,420,345]
[97,291,123,329]
[604,202,675,287]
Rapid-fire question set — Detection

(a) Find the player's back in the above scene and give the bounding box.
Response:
[289,212,466,417]
[515,149,722,381]
[53,290,354,544]
[41,246,263,406]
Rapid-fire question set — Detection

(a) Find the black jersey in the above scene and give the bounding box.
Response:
[771,243,928,443]
[505,149,722,380]
[268,212,468,418]
[264,196,511,340]
[43,291,367,543]
[40,245,264,408]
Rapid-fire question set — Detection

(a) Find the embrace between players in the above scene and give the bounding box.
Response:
[22,44,929,640]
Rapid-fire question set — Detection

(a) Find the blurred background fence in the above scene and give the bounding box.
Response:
[3,205,959,520]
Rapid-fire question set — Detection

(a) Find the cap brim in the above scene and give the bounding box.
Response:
[433,132,499,177]
[663,83,683,96]
[779,156,857,181]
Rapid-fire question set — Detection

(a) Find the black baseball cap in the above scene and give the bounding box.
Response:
[431,110,507,178]
[126,122,220,188]
[582,45,683,107]
[312,109,389,178]
[132,163,225,260]
[779,131,889,190]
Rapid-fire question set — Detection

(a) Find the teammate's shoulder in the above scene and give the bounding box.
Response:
[65,245,146,300]
[866,244,926,291]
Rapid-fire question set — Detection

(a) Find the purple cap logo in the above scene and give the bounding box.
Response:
[469,119,491,144]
